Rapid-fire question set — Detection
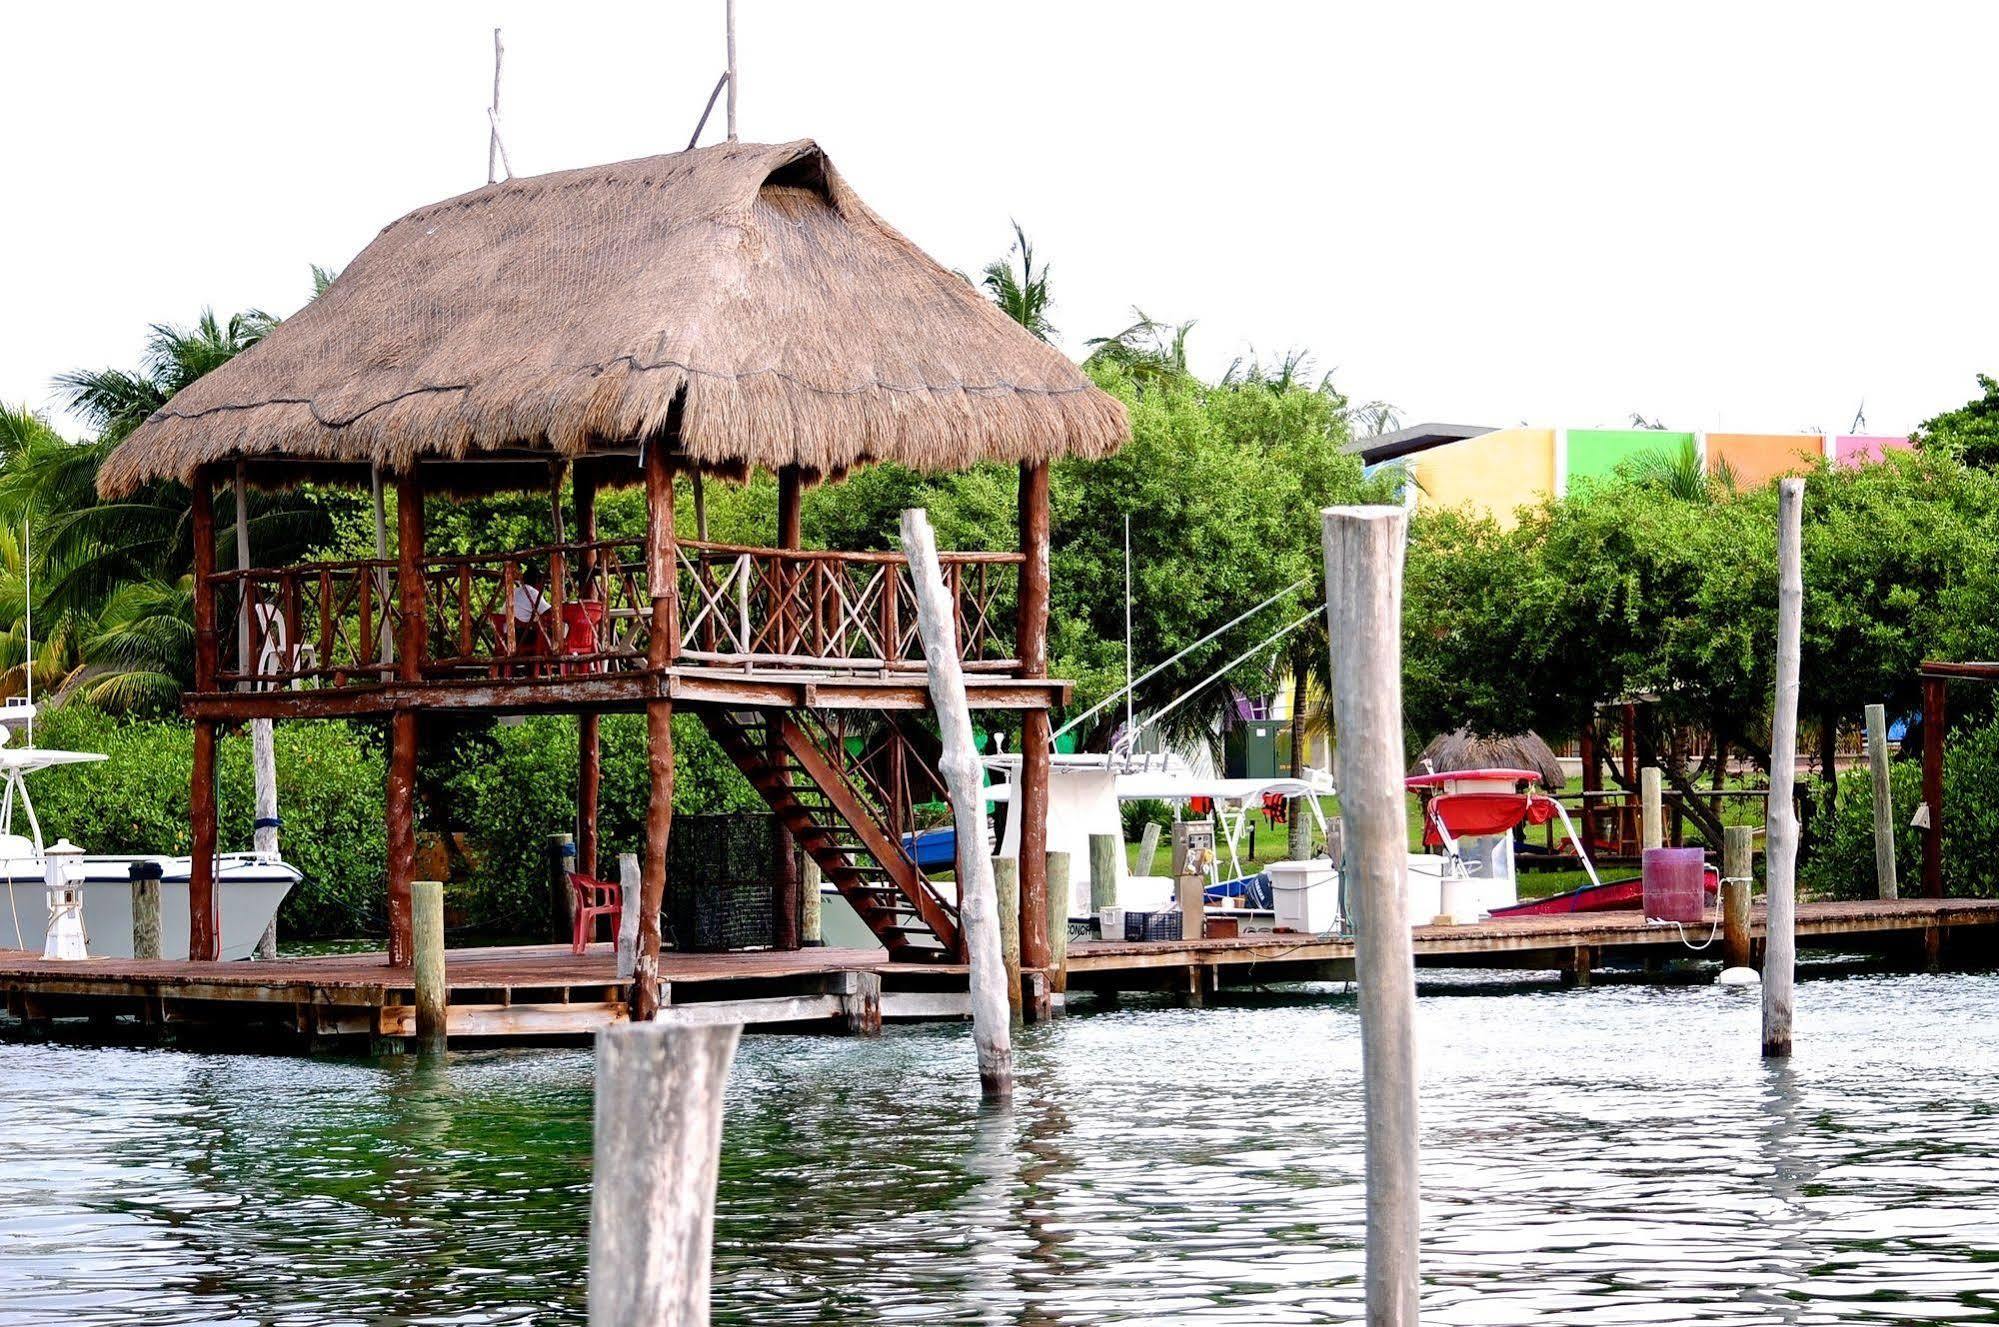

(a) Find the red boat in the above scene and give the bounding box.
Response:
[1487,869,1718,918]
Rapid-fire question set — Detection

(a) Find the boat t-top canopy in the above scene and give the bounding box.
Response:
[1403,766,1545,790]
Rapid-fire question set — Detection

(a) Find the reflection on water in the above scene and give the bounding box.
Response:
[3,972,1998,1324]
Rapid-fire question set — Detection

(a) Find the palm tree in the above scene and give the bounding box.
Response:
[1084,310,1197,387]
[981,222,1056,342]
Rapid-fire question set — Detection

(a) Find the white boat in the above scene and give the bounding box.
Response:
[0,714,300,961]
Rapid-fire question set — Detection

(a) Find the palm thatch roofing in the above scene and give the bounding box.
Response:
[1408,728,1568,790]
[98,139,1127,498]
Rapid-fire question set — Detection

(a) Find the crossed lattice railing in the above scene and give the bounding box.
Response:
[205,538,1021,687]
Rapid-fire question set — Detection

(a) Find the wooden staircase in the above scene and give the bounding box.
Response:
[703,709,962,961]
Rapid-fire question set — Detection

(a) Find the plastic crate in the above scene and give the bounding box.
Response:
[1124,910,1185,942]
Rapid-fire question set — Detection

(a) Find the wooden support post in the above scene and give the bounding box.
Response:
[131,862,162,960]
[236,464,281,961]
[1089,832,1120,914]
[1764,477,1803,1060]
[900,506,1011,1100]
[840,970,882,1035]
[617,852,641,980]
[801,856,823,945]
[1135,822,1162,879]
[1017,463,1053,978]
[187,469,221,962]
[189,720,220,962]
[1865,702,1898,900]
[549,832,577,943]
[994,855,1022,1018]
[1722,825,1754,971]
[1321,504,1419,1326]
[387,712,419,967]
[1177,871,1206,941]
[1046,850,1071,995]
[1640,766,1663,852]
[412,878,447,1051]
[575,465,602,878]
[770,466,802,949]
[1922,676,1945,899]
[587,1021,740,1327]
[634,441,679,1023]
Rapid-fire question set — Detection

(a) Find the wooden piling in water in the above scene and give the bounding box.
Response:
[900,507,1012,1100]
[1046,850,1071,995]
[412,879,447,1050]
[617,853,640,981]
[1764,477,1803,1059]
[801,856,823,945]
[1135,822,1162,879]
[994,855,1022,1018]
[1322,504,1420,1327]
[131,862,161,961]
[1722,825,1754,970]
[1089,832,1120,915]
[588,1021,741,1327]
[1866,702,1899,900]
[1640,766,1664,851]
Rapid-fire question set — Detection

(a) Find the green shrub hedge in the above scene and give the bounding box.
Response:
[1801,721,1999,900]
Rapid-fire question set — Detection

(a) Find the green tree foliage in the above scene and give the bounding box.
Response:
[980,221,1056,342]
[1913,374,1999,471]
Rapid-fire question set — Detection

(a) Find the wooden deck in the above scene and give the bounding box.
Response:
[2,898,1994,1048]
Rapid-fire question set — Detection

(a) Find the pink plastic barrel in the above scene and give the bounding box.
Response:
[1642,847,1707,923]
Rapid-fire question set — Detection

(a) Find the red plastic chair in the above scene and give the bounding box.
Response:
[561,600,606,674]
[568,870,623,954]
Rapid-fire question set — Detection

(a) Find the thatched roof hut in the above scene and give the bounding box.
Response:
[1408,728,1567,790]
[98,139,1127,497]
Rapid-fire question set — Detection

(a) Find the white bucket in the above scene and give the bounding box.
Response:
[1438,874,1481,925]
[1097,907,1126,942]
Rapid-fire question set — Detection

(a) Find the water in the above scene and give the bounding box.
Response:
[3,971,1998,1325]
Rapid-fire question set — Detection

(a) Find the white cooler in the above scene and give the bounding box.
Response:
[1267,859,1341,934]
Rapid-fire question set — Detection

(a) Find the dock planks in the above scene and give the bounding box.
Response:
[1,898,1993,1048]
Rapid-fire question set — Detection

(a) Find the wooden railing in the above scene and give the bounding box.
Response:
[207,538,1021,688]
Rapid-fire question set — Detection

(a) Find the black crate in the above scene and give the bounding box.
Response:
[1123,910,1184,942]
[666,814,800,952]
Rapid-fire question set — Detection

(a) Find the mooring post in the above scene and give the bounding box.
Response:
[130,861,162,960]
[1640,766,1664,851]
[412,879,447,1051]
[1764,477,1804,1059]
[1865,702,1898,900]
[617,852,640,982]
[900,507,1012,1100]
[800,856,823,945]
[1722,825,1754,971]
[1322,504,1420,1326]
[588,1021,741,1327]
[550,832,577,943]
[1046,850,1071,997]
[1088,832,1120,917]
[994,855,1022,1018]
[1135,821,1162,878]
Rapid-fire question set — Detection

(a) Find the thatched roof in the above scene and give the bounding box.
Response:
[99,139,1128,497]
[1408,728,1567,790]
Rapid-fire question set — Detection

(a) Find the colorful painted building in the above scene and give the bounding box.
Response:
[1355,424,1915,526]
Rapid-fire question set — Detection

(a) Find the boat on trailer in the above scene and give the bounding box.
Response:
[0,705,299,961]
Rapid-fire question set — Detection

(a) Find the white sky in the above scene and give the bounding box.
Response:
[4,2,1995,438]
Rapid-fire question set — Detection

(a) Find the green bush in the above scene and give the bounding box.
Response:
[1801,720,1999,901]
[442,713,760,934]
[23,706,387,936]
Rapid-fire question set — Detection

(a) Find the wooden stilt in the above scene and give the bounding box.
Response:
[1865,703,1898,900]
[1722,825,1754,971]
[413,879,447,1051]
[771,464,802,949]
[633,440,678,1022]
[994,855,1022,1017]
[1922,676,1945,899]
[574,466,602,878]
[189,469,221,962]
[387,710,418,967]
[1017,462,1053,974]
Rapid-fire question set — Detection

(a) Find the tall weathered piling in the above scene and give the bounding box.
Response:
[588,1021,741,1326]
[1764,478,1804,1058]
[900,507,1012,1100]
[1865,702,1898,900]
[1322,505,1420,1326]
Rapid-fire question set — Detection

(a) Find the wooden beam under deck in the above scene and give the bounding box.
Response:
[3,898,1994,1049]
[180,668,1070,720]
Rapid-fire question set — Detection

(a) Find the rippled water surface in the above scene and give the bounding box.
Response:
[4,971,1998,1324]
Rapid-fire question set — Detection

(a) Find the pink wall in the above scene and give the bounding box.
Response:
[1833,435,1913,466]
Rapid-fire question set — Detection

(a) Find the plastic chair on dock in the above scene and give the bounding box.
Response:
[568,871,623,953]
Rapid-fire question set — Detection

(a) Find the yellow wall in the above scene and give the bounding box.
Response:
[1705,433,1824,487]
[1410,428,1557,527]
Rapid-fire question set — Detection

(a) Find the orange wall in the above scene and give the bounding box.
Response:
[1705,433,1824,487]
[1409,428,1557,527]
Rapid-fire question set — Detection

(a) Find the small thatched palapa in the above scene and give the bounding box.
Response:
[99,139,1127,497]
[1409,728,1568,791]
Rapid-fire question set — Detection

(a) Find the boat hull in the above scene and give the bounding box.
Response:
[0,855,301,960]
[1485,876,1716,918]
